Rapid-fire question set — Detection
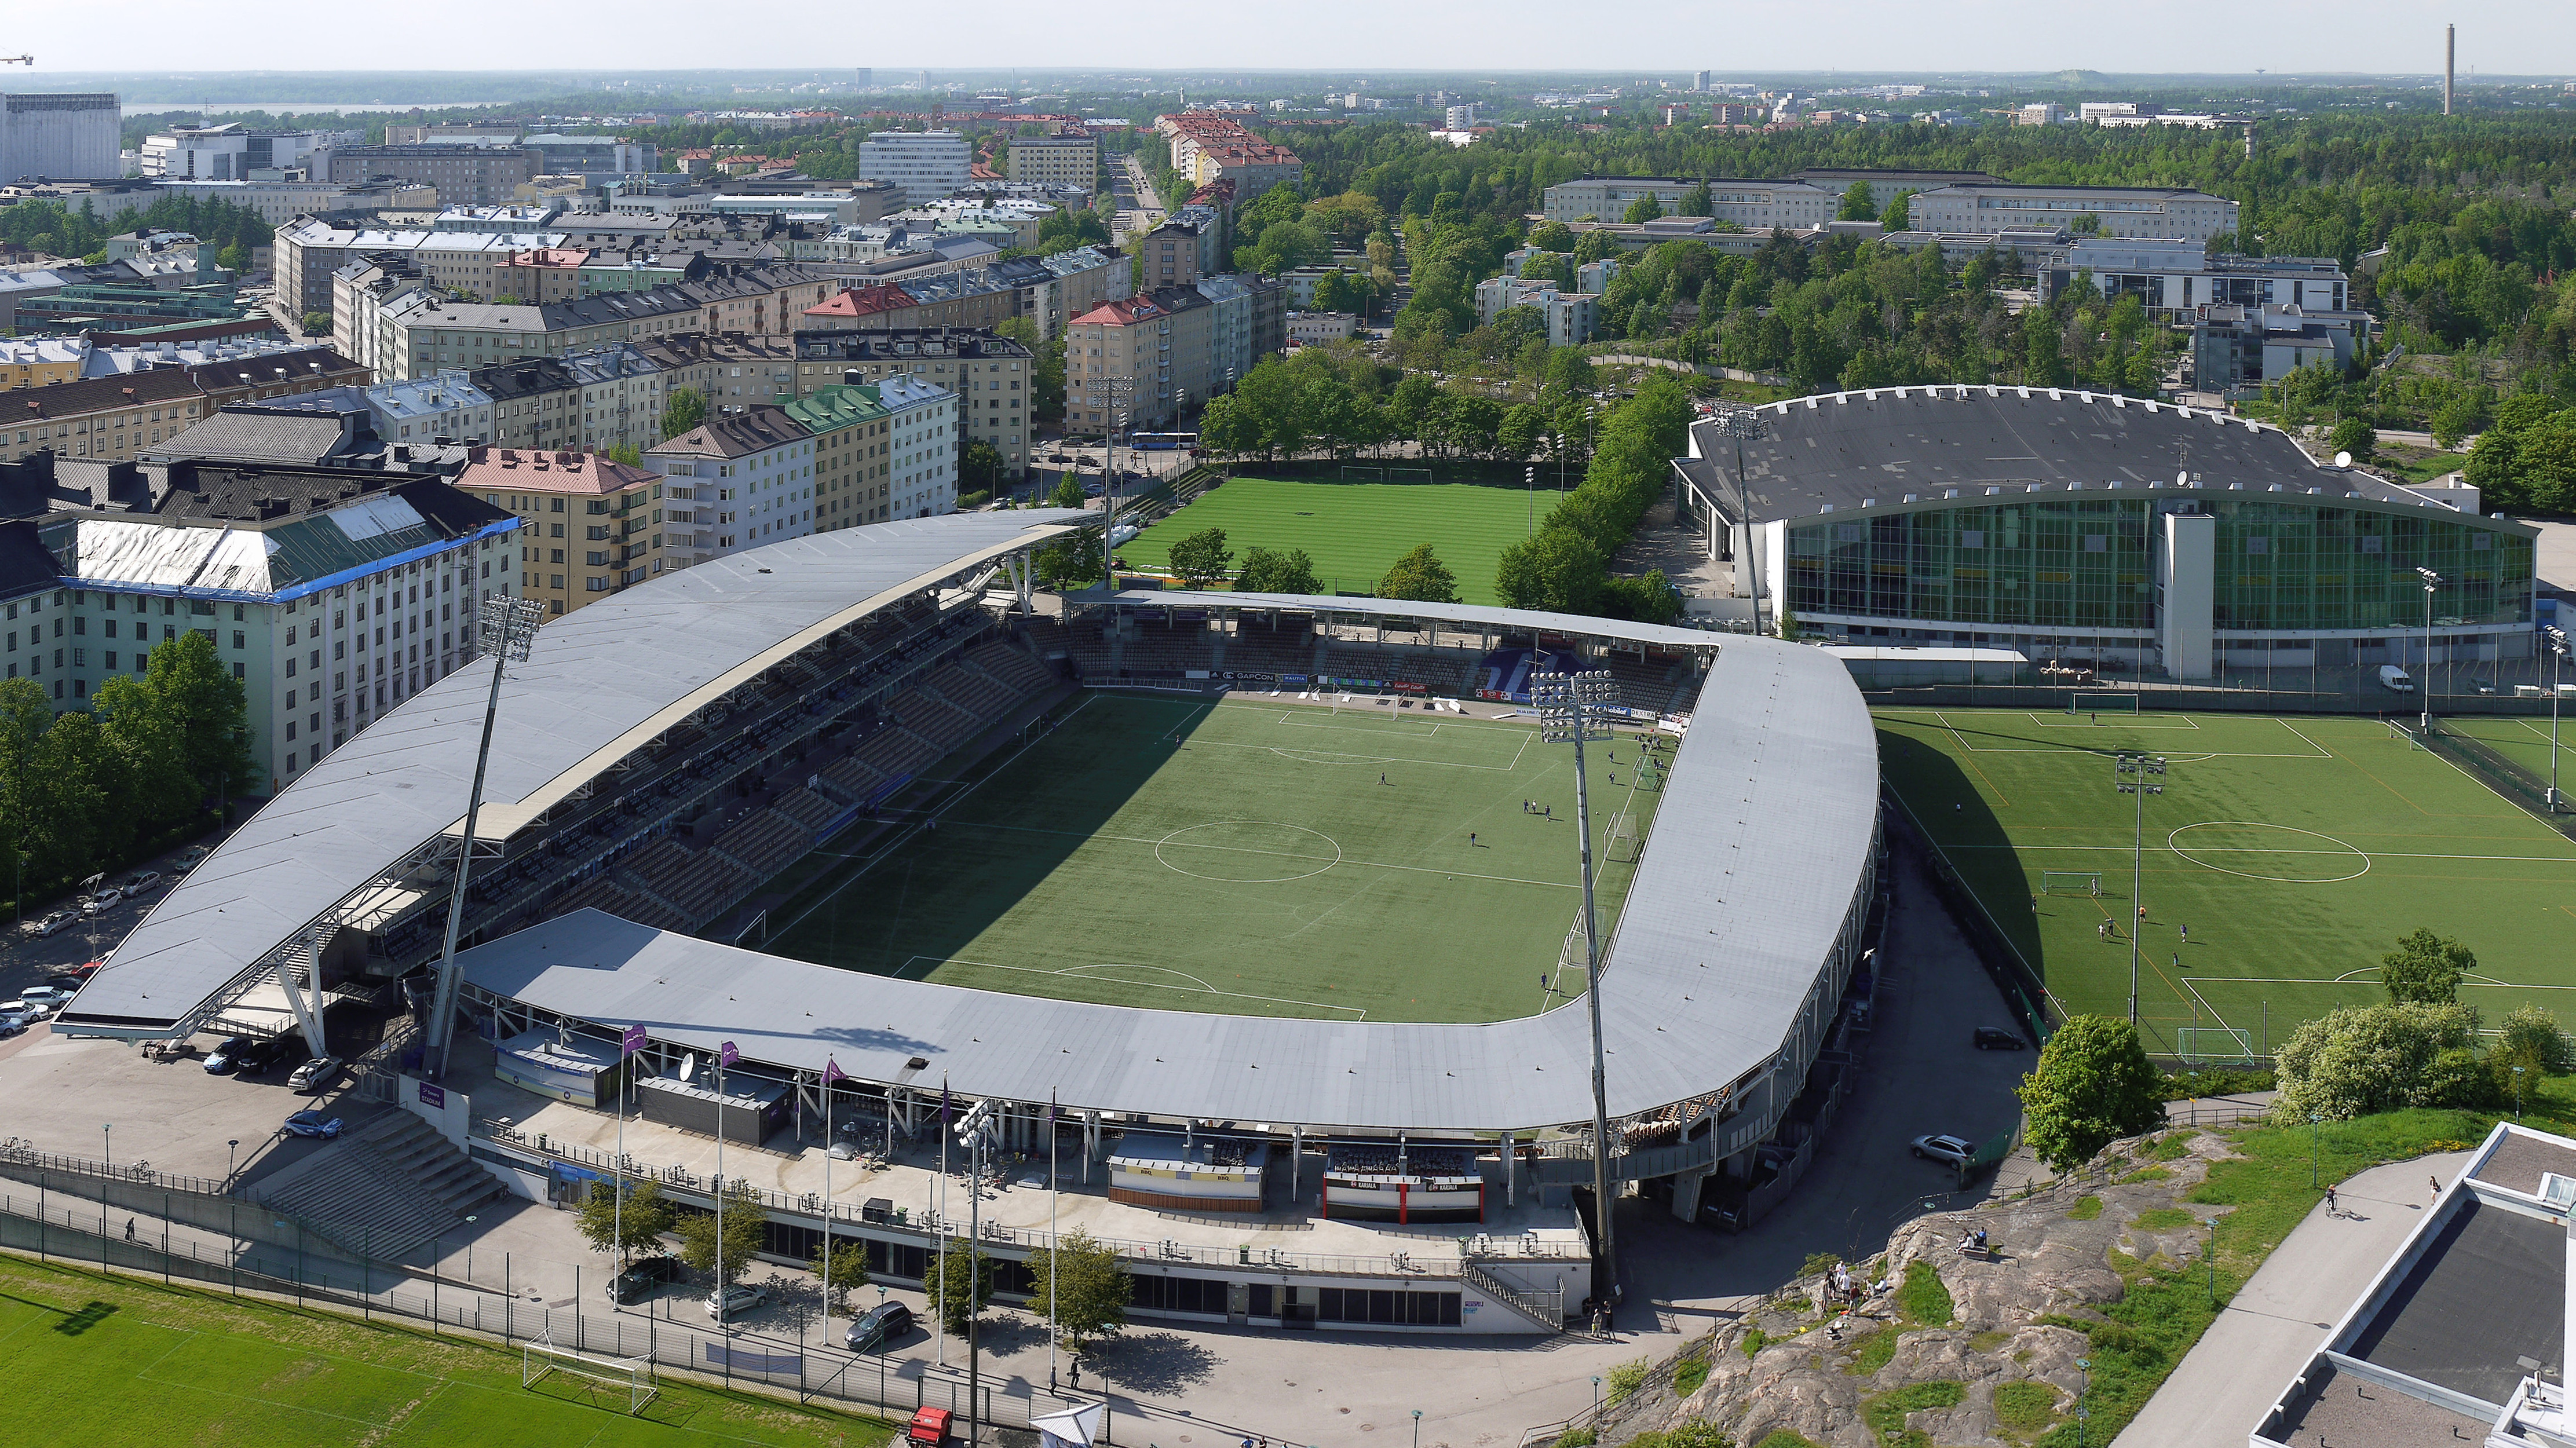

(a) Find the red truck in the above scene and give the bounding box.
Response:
[907,1407,954,1446]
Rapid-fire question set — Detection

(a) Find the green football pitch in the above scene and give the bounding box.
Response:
[0,1256,884,1446]
[767,692,1667,1022]
[1878,706,2576,1057]
[1115,474,1548,604]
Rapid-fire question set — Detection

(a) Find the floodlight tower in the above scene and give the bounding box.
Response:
[423,592,549,1079]
[2545,626,2568,811]
[1534,668,1621,1309]
[2111,752,2166,1026]
[2415,567,2440,734]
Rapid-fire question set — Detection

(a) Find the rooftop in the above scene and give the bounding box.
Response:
[646,403,807,459]
[456,447,661,495]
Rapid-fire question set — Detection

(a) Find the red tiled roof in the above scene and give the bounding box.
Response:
[458,446,661,494]
[1067,295,1162,327]
[804,284,919,318]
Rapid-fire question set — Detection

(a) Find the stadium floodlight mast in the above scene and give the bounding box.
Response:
[2544,626,2568,812]
[2416,566,2441,732]
[423,591,549,1080]
[2111,752,2166,1026]
[1533,668,1621,1307]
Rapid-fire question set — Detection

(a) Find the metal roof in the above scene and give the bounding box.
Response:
[1101,591,1722,651]
[59,510,1088,1037]
[448,627,1878,1134]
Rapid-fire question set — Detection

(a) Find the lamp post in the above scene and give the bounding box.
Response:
[2074,1358,2091,1448]
[2515,1064,2527,1122]
[226,1138,239,1187]
[2415,566,2439,734]
[1591,1376,1603,1420]
[2545,626,2568,812]
[2202,1219,2220,1307]
[2309,1113,2322,1188]
[423,591,549,1080]
[2112,752,2166,1026]
[1535,669,1621,1310]
[1412,1409,1423,1448]
[463,1212,478,1281]
[103,1123,111,1170]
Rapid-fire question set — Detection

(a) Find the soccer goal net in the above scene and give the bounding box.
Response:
[2387,718,2429,750]
[524,1336,657,1416]
[1385,467,1434,483]
[1606,810,1641,863]
[2068,693,2141,715]
[2175,1026,2258,1067]
[2040,872,2102,897]
[1340,465,1384,480]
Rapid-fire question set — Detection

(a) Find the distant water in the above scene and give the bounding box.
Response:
[120,100,516,116]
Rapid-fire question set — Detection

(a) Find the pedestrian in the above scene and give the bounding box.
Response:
[2138,905,2149,924]
[1954,802,1963,813]
[1469,832,1477,847]
[2325,1184,2338,1215]
[2431,1173,2441,1204]
[1380,772,1387,786]
[1069,1359,1081,1390]
[2180,923,2190,944]
[2172,953,2182,972]
[124,1217,135,1241]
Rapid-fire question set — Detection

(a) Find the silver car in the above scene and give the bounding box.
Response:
[1911,1133,1975,1168]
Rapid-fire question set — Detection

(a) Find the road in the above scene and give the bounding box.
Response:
[3,827,227,1002]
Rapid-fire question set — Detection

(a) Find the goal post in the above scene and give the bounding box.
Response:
[2068,693,2141,715]
[2039,871,2102,897]
[2387,718,2429,750]
[1606,810,1641,863]
[2174,1026,2258,1066]
[524,1336,657,1416]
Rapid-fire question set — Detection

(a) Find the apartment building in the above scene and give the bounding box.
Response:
[645,404,817,565]
[799,270,1019,334]
[1474,275,1601,346]
[876,374,958,519]
[326,145,543,206]
[497,247,593,304]
[473,343,670,456]
[1287,312,1357,345]
[453,445,664,616]
[0,456,517,789]
[276,220,573,323]
[634,332,799,410]
[788,328,1033,477]
[1138,212,1221,289]
[1155,113,1303,194]
[520,135,656,180]
[1899,184,2238,244]
[0,346,370,465]
[780,384,893,530]
[857,130,971,205]
[1066,295,1177,432]
[1006,132,1099,191]
[1539,175,1837,228]
[268,369,496,447]
[342,265,838,381]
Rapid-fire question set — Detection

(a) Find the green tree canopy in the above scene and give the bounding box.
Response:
[577,1178,674,1265]
[2383,927,2473,1004]
[2275,1001,2485,1120]
[1621,195,1666,225]
[1676,181,1712,217]
[1377,543,1460,603]
[1022,1230,1131,1350]
[927,1238,996,1334]
[1495,527,1606,613]
[2016,1015,2168,1172]
[2327,415,2378,463]
[1166,527,1234,586]
[1236,546,1320,594]
[660,387,707,441]
[674,1180,767,1285]
[813,1239,871,1311]
[1836,180,1878,220]
[1880,191,1915,231]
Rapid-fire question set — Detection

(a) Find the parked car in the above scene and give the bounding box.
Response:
[287,1055,341,1093]
[0,1008,30,1037]
[24,910,78,938]
[706,1284,769,1321]
[123,871,164,894]
[2378,664,2416,693]
[608,1255,688,1304]
[237,1037,309,1077]
[80,887,121,916]
[202,1036,257,1074]
[280,1111,344,1140]
[1911,1133,1975,1167]
[1972,1027,2026,1050]
[844,1300,914,1352]
[174,844,213,868]
[0,997,54,1021]
[49,962,100,990]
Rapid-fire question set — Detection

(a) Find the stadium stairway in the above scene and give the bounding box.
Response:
[250,1110,502,1263]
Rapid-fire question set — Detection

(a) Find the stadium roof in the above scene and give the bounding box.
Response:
[1674,386,2504,525]
[449,625,1878,1134]
[1097,590,1722,650]
[59,510,1089,1038]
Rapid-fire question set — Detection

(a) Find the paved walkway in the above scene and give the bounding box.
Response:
[2112,1150,2470,1448]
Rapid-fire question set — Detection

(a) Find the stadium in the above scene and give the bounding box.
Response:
[57,510,1884,1335]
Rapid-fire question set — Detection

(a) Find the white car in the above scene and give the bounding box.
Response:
[80,887,122,916]
[287,1055,341,1093]
[0,997,53,1021]
[1911,1133,1975,1168]
[15,986,75,1012]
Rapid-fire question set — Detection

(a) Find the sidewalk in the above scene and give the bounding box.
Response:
[2111,1150,2470,1448]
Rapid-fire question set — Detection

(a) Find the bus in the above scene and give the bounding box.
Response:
[1129,432,1199,451]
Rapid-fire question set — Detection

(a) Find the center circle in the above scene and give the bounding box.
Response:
[1155,821,1343,883]
[2167,821,2370,883]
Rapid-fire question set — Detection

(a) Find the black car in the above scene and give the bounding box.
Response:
[236,1037,310,1076]
[844,1300,914,1352]
[1974,1027,2027,1051]
[608,1255,688,1304]
[203,1036,257,1074]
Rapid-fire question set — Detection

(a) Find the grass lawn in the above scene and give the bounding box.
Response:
[0,1253,890,1446]
[1116,474,1550,604]
[1875,707,2576,1052]
[767,692,1667,1022]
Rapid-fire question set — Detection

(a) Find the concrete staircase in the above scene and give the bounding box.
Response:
[1460,1259,1566,1333]
[251,1110,503,1262]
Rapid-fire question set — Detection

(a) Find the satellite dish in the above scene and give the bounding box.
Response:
[2175,469,2188,487]
[2333,451,2352,469]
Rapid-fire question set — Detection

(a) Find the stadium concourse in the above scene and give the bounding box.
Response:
[48,511,1883,1336]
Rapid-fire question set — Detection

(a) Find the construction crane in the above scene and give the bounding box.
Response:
[0,56,34,65]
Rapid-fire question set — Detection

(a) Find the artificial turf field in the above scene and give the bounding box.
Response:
[767,692,1665,1022]
[1115,474,1545,604]
[1877,706,2576,1055]
[0,1255,885,1447]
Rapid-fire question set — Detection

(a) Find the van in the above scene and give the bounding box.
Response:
[2378,665,2415,693]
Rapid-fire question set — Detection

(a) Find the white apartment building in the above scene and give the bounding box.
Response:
[1540,176,1836,229]
[1905,184,2238,244]
[1473,275,1600,348]
[1006,133,1099,191]
[857,130,971,206]
[645,404,819,565]
[875,374,958,519]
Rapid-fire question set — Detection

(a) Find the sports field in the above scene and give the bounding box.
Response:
[0,1255,883,1446]
[1878,706,2576,1056]
[1116,474,1548,604]
[768,692,1666,1022]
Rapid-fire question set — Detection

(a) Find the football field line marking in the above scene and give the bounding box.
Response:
[904,955,1368,1018]
[2190,972,2576,992]
[1969,842,2576,864]
[960,819,1580,889]
[2025,712,2203,730]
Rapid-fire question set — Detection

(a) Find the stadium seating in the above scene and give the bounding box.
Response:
[710,810,813,880]
[823,752,886,799]
[967,640,1054,693]
[622,839,754,926]
[1222,624,1320,676]
[775,787,843,834]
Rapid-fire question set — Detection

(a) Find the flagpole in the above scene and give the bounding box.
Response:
[822,1061,835,1341]
[617,1023,644,1293]
[716,1048,726,1322]
[937,1073,949,1368]
[1048,1091,1059,1394]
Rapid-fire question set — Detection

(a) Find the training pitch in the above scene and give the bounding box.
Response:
[1878,707,2576,1056]
[768,692,1667,1022]
[1116,475,1544,604]
[0,1256,881,1446]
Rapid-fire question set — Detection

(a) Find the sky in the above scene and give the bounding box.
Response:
[4,0,2567,80]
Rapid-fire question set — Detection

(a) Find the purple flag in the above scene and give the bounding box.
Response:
[824,1057,847,1084]
[620,1022,647,1058]
[718,1040,739,1069]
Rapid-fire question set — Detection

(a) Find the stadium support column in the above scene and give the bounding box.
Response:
[2155,511,2213,681]
[425,593,549,1080]
[1536,669,1620,1309]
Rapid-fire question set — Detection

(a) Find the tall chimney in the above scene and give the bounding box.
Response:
[2445,24,2456,115]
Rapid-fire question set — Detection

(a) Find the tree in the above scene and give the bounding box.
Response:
[2016,1015,2167,1172]
[1498,404,1548,463]
[1528,221,1576,253]
[674,1179,768,1286]
[1023,1230,1131,1351]
[2327,415,2378,464]
[962,439,1007,496]
[1880,191,1915,232]
[1836,180,1877,221]
[606,444,643,468]
[813,1239,871,1311]
[659,387,707,441]
[1167,527,1234,586]
[141,631,256,807]
[299,311,332,337]
[927,1237,995,1334]
[1236,546,1320,594]
[1495,528,1605,614]
[577,1177,674,1265]
[2383,927,2473,1004]
[2275,1001,2483,1120]
[1675,181,1712,217]
[1050,473,1086,509]
[1621,195,1665,225]
[2493,1003,2575,1076]
[1378,543,1460,603]
[1034,536,1100,591]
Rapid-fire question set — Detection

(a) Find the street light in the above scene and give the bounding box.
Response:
[1536,670,1620,1309]
[2515,1064,2527,1122]
[102,1123,111,1170]
[1412,1409,1423,1448]
[2309,1113,2323,1188]
[2545,626,2568,812]
[2415,566,2440,734]
[2111,752,2167,1026]
[463,1213,478,1280]
[2074,1358,2092,1448]
[2202,1219,2220,1307]
[226,1139,239,1186]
